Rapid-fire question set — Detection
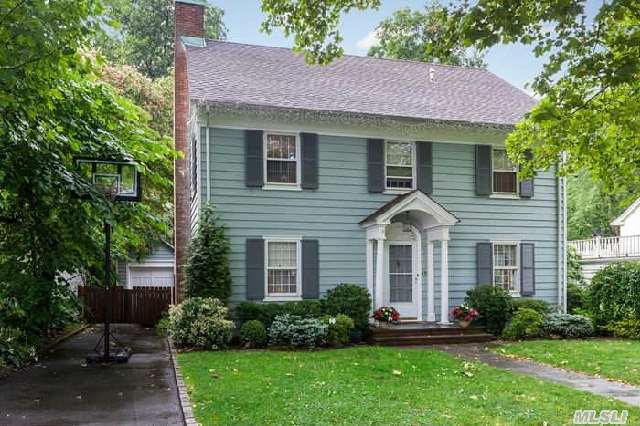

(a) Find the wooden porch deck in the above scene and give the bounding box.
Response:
[369,321,494,346]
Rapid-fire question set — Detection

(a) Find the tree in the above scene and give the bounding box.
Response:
[368,5,486,67]
[185,204,232,303]
[97,0,228,78]
[567,171,626,240]
[261,0,640,196]
[0,0,173,337]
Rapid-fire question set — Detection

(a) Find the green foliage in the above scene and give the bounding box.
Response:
[567,246,585,286]
[466,285,514,336]
[567,282,587,314]
[97,0,227,78]
[324,314,355,346]
[587,262,640,329]
[502,308,544,340]
[268,314,328,348]
[155,314,169,337]
[368,4,486,67]
[185,204,232,303]
[235,300,325,328]
[168,297,233,350]
[542,313,594,338]
[567,172,626,240]
[324,284,371,334]
[608,317,640,340]
[240,320,268,348]
[0,327,35,369]
[512,298,553,316]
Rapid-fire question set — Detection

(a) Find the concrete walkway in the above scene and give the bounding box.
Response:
[0,324,183,425]
[434,343,640,407]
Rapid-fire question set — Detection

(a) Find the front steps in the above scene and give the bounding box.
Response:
[369,322,494,346]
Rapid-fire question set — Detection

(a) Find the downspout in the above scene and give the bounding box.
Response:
[557,153,568,312]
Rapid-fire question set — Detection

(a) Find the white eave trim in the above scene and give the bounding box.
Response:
[611,198,640,227]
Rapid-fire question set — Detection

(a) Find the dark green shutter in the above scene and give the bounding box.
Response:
[476,242,493,286]
[519,150,534,198]
[416,141,433,194]
[520,243,535,296]
[246,239,264,300]
[368,139,385,193]
[301,133,319,190]
[475,145,492,196]
[245,130,263,187]
[302,240,319,299]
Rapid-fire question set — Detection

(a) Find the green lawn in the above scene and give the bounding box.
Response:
[495,339,640,385]
[177,347,640,425]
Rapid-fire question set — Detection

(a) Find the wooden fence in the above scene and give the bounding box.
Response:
[78,286,172,326]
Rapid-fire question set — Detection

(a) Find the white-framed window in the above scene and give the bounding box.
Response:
[385,141,414,190]
[264,132,300,188]
[265,238,301,299]
[493,242,520,295]
[492,148,518,195]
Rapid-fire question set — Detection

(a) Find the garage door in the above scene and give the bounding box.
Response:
[128,266,174,288]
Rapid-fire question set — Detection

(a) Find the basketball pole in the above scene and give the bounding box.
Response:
[103,220,111,362]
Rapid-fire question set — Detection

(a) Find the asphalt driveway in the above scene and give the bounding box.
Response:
[0,324,183,425]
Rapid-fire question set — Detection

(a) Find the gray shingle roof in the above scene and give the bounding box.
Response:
[185,40,536,126]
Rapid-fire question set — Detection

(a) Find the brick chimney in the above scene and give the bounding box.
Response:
[174,0,205,303]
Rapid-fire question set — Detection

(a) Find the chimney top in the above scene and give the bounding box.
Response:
[175,0,206,38]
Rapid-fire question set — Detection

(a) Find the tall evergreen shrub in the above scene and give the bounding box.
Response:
[185,204,232,303]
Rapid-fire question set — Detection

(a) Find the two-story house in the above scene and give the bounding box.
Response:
[174,0,567,322]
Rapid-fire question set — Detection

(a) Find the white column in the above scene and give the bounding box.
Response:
[438,239,451,324]
[366,239,374,313]
[375,239,385,309]
[426,241,435,322]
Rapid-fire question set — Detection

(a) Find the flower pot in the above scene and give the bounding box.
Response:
[457,319,471,328]
[375,320,392,328]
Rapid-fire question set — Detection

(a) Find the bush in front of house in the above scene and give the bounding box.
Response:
[0,327,35,369]
[542,313,594,338]
[466,285,513,336]
[168,297,234,350]
[185,204,232,303]
[502,308,545,340]
[587,261,640,329]
[324,284,371,335]
[235,300,324,328]
[567,282,587,314]
[240,320,268,348]
[607,317,640,340]
[268,314,328,348]
[512,298,553,316]
[323,314,354,346]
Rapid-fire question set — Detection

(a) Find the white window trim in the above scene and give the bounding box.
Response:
[384,140,416,193]
[491,240,521,297]
[263,131,302,191]
[491,148,520,198]
[263,237,302,301]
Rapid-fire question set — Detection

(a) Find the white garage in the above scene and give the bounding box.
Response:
[116,241,175,289]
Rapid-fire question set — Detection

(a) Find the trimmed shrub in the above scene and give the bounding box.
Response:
[466,285,513,336]
[567,282,587,314]
[588,261,640,328]
[324,284,371,334]
[543,313,594,338]
[324,314,354,346]
[240,320,268,348]
[512,298,553,315]
[155,314,169,337]
[168,297,234,350]
[268,314,328,348]
[502,308,544,340]
[185,204,232,303]
[235,300,324,328]
[608,317,640,339]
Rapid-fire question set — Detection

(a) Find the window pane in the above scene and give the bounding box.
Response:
[267,134,296,160]
[494,244,517,267]
[390,274,412,302]
[386,142,413,166]
[268,269,297,294]
[493,149,515,171]
[494,269,517,292]
[121,165,135,194]
[267,160,297,183]
[493,171,517,193]
[386,166,412,177]
[268,242,296,268]
[386,177,413,189]
[389,245,412,273]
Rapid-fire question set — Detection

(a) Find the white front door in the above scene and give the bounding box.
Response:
[385,242,419,319]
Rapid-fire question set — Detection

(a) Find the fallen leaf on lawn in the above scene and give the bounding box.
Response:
[470,395,478,400]
[392,369,402,376]
[285,373,295,377]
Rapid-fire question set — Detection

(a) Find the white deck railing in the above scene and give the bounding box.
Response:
[570,235,640,259]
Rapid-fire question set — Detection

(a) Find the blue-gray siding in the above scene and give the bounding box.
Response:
[201,127,559,313]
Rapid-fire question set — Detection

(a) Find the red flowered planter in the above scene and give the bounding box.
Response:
[373,306,400,326]
[451,304,479,328]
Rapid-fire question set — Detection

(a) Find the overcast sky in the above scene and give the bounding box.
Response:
[212,0,599,94]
